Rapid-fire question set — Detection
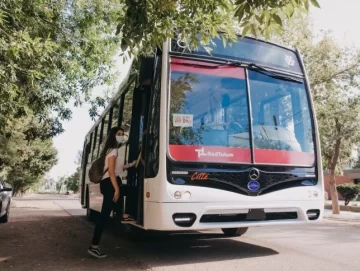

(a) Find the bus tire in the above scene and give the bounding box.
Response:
[86,189,95,221]
[0,208,9,223]
[221,227,248,237]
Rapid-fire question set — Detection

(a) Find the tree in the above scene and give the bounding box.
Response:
[272,16,360,214]
[0,0,123,133]
[119,0,321,55]
[353,156,360,169]
[337,184,360,206]
[56,176,66,194]
[75,150,83,167]
[0,114,58,196]
[66,168,80,194]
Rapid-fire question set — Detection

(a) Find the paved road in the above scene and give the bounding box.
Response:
[1,194,359,271]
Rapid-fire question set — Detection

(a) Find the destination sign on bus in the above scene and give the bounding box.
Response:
[171,36,302,74]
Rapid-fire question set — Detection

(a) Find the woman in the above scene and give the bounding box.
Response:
[88,127,136,258]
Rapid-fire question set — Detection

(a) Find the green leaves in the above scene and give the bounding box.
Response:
[272,14,282,26]
[285,3,295,18]
[0,0,122,132]
[310,0,321,8]
[337,183,360,206]
[232,0,320,38]
[0,0,123,194]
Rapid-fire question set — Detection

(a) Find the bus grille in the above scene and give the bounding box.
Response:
[209,171,300,196]
[200,212,298,223]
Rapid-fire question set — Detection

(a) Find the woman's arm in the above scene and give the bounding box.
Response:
[108,155,120,202]
[123,161,136,169]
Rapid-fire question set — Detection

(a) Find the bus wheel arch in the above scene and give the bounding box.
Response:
[86,186,95,221]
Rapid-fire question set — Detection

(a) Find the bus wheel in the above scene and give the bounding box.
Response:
[221,227,248,237]
[0,207,9,223]
[86,189,95,221]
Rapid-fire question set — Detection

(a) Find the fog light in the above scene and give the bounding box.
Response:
[174,191,181,199]
[174,217,191,222]
[306,209,320,220]
[173,213,197,227]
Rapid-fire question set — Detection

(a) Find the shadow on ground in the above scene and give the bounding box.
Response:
[0,208,279,271]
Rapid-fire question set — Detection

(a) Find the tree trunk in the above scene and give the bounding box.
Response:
[329,169,340,214]
[328,133,342,215]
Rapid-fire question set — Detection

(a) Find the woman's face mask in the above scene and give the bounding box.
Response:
[116,135,124,144]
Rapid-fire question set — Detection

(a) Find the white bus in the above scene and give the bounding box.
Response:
[79,35,324,236]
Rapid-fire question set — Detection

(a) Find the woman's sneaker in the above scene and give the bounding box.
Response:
[88,246,107,258]
[122,214,135,222]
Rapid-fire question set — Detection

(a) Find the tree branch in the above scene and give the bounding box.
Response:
[311,61,360,88]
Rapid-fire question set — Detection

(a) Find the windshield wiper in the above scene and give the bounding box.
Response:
[221,60,303,83]
[247,62,303,83]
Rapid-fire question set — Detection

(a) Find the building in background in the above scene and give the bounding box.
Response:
[324,169,360,200]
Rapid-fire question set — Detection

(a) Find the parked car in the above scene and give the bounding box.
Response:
[0,178,12,223]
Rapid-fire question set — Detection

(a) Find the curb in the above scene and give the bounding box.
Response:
[323,217,360,223]
[325,204,360,213]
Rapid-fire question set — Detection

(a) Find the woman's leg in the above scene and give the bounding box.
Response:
[120,184,138,220]
[91,190,114,246]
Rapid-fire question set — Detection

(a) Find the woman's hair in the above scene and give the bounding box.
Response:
[99,126,122,158]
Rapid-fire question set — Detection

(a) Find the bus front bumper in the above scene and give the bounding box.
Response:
[143,200,324,231]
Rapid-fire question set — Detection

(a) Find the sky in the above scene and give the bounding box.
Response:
[47,0,360,180]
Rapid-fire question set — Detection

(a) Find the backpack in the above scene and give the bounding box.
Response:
[88,149,118,183]
[88,156,107,184]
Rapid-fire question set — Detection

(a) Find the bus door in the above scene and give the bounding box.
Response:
[80,139,91,206]
[125,85,151,225]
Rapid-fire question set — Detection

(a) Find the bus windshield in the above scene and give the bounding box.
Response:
[168,58,315,166]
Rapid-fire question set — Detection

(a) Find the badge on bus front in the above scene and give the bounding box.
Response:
[247,180,260,191]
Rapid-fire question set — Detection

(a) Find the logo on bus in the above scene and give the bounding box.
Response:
[285,55,295,67]
[249,168,260,180]
[195,147,234,158]
[191,172,209,181]
[247,181,260,191]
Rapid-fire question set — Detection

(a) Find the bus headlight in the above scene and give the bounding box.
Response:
[174,191,181,199]
[183,191,191,199]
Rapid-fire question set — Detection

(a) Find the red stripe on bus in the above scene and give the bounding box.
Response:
[169,145,251,163]
[170,58,245,79]
[254,149,315,166]
[168,145,315,166]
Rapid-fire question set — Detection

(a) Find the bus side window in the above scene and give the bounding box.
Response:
[90,127,98,162]
[84,134,92,166]
[118,87,134,180]
[112,97,121,128]
[101,112,110,146]
[121,89,134,135]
